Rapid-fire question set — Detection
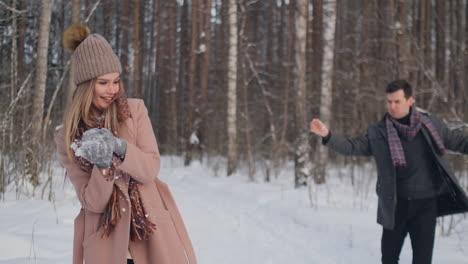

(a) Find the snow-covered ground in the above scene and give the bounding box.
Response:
[1,156,467,264]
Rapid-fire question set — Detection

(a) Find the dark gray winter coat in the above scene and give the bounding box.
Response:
[324,112,468,230]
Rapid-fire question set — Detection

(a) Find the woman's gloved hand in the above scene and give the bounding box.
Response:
[75,128,127,168]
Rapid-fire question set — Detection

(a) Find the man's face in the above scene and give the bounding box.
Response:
[386,89,414,119]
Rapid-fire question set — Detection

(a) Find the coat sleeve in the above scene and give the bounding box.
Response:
[54,130,115,213]
[119,100,161,184]
[431,115,468,155]
[323,131,372,157]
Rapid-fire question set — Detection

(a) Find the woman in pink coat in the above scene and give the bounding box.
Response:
[55,24,197,264]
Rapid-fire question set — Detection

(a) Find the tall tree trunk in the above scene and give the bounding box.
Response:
[30,0,53,187]
[359,0,379,127]
[10,0,18,146]
[185,0,200,165]
[309,0,323,163]
[433,0,448,112]
[103,0,112,40]
[314,0,336,185]
[420,0,432,107]
[17,0,27,135]
[293,0,310,187]
[227,0,238,175]
[394,0,410,79]
[465,0,468,118]
[279,0,294,146]
[154,0,165,139]
[450,0,465,115]
[133,0,142,98]
[435,0,446,89]
[17,0,26,87]
[66,0,81,106]
[238,1,255,180]
[178,0,189,153]
[331,0,360,136]
[120,0,130,90]
[310,0,324,100]
[167,0,178,153]
[197,0,212,160]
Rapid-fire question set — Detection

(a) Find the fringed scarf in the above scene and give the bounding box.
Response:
[74,95,156,241]
[386,106,446,167]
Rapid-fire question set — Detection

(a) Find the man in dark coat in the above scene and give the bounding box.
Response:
[310,80,468,264]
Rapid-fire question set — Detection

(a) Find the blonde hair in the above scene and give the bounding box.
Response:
[63,79,124,160]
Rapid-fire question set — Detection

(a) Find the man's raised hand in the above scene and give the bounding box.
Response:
[310,119,329,137]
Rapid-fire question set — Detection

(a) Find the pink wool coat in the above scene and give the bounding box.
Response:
[55,99,197,264]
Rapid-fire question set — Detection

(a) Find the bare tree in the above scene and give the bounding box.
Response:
[185,0,200,165]
[227,0,238,175]
[133,0,142,97]
[313,0,336,185]
[166,0,178,153]
[394,0,410,79]
[120,0,130,90]
[103,0,112,40]
[196,0,212,160]
[177,0,190,153]
[238,1,255,181]
[29,0,54,187]
[293,0,310,187]
[9,0,18,146]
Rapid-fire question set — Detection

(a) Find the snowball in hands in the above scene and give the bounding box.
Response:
[73,128,127,168]
[82,128,127,158]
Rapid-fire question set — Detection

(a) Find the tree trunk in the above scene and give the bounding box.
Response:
[227,0,238,175]
[185,0,200,165]
[10,0,18,146]
[66,0,81,106]
[435,0,446,88]
[197,0,212,161]
[278,0,293,147]
[178,0,189,153]
[30,0,53,187]
[310,0,324,100]
[394,0,410,79]
[293,0,310,187]
[103,0,112,40]
[238,1,255,180]
[167,0,178,153]
[120,0,130,90]
[17,0,27,135]
[450,0,465,115]
[314,0,336,185]
[359,0,379,127]
[465,0,468,118]
[154,0,165,140]
[133,0,142,98]
[420,0,432,107]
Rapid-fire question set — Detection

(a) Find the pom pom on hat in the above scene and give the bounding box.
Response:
[63,24,91,53]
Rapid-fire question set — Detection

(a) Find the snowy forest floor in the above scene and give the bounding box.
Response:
[1,156,467,264]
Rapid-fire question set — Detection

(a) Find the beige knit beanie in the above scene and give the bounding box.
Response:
[63,25,122,85]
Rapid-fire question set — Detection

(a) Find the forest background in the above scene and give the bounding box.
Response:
[0,0,467,198]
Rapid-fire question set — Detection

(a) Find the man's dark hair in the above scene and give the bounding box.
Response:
[386,80,412,99]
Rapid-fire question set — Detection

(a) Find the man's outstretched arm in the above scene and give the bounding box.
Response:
[310,119,372,157]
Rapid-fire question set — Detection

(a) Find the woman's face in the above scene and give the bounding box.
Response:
[92,72,120,111]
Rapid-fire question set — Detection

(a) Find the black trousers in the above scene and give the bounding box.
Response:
[381,197,437,264]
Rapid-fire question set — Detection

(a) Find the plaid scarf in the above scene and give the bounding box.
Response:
[74,96,156,241]
[386,107,445,167]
